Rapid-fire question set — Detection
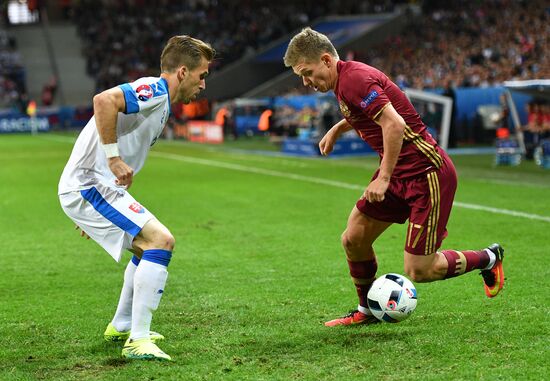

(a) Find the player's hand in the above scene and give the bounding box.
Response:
[108,157,134,189]
[75,225,90,239]
[319,130,337,156]
[362,176,390,203]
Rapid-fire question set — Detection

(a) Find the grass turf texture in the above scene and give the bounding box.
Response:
[0,134,548,380]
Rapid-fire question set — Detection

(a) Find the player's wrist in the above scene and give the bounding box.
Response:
[378,173,391,181]
[101,143,120,158]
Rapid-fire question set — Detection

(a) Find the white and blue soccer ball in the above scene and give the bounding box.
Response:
[367,273,417,323]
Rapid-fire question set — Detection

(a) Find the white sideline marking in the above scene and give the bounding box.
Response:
[453,202,550,223]
[151,151,364,191]
[39,135,77,144]
[35,137,550,222]
[151,151,550,223]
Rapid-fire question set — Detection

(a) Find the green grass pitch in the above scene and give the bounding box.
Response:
[0,134,549,380]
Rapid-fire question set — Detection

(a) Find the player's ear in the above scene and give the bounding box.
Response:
[177,66,187,82]
[321,54,331,67]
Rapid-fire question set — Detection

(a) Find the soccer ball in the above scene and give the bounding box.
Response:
[367,273,417,323]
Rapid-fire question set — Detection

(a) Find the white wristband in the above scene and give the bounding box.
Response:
[101,143,120,158]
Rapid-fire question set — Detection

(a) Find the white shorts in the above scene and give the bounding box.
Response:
[59,183,155,262]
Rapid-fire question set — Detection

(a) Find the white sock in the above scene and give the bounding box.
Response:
[358,304,373,315]
[111,256,139,332]
[484,249,496,270]
[130,251,170,340]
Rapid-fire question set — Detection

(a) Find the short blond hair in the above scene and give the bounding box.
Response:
[160,35,215,72]
[283,27,339,67]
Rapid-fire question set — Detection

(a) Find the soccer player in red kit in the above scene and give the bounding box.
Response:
[284,27,505,326]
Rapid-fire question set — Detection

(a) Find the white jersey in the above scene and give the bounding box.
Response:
[58,76,171,194]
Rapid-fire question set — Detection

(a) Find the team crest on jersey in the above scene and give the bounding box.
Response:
[136,84,153,102]
[339,100,351,118]
[129,202,145,214]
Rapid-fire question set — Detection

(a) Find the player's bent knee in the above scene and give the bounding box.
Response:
[341,231,360,252]
[134,228,175,252]
[156,231,175,251]
[405,267,431,283]
[341,231,373,261]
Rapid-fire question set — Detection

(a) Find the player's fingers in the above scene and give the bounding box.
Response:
[116,174,130,186]
[321,143,332,156]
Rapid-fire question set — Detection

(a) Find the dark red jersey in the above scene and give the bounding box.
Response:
[334,60,443,178]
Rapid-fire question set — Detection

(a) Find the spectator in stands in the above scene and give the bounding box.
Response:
[523,101,544,159]
[0,26,27,110]
[41,76,58,106]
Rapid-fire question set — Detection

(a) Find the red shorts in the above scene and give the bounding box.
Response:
[356,152,457,255]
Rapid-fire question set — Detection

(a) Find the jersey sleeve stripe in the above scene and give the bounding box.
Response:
[119,83,139,114]
[80,187,142,236]
[371,102,391,121]
[159,78,171,115]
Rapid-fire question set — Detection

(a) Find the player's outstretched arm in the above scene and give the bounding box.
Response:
[319,118,354,156]
[93,87,135,188]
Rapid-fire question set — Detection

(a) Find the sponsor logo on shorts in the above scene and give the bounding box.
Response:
[360,90,379,108]
[136,84,153,102]
[129,202,145,214]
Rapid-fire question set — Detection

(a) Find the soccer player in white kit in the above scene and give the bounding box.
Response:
[58,35,214,361]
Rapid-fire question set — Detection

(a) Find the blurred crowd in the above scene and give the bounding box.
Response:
[72,0,397,92]
[0,18,26,110]
[362,0,550,90]
[2,0,548,115]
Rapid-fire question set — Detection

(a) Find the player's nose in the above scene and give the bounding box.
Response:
[199,79,206,90]
[302,76,310,87]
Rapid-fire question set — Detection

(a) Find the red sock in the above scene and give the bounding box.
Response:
[347,258,377,307]
[441,249,490,279]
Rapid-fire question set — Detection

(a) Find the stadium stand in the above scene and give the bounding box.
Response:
[2,0,548,147]
[268,0,549,97]
[359,0,550,90]
[71,0,399,92]
[0,15,26,111]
